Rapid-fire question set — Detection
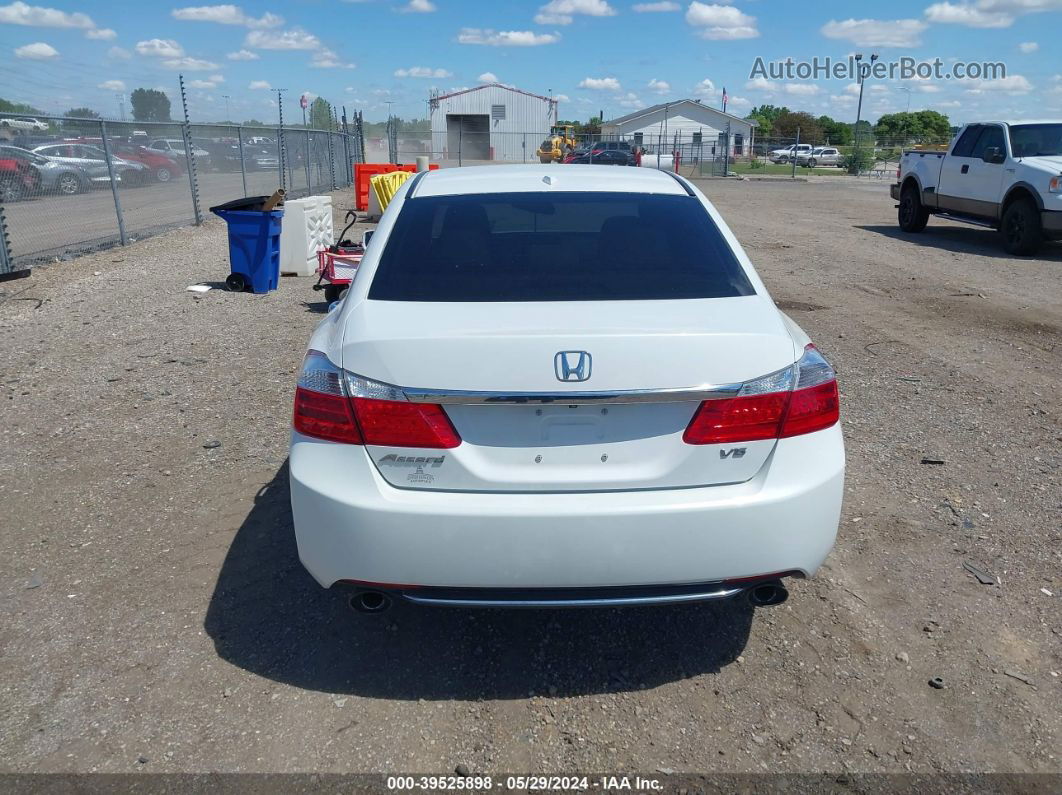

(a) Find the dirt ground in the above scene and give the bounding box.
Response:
[1,177,1059,779]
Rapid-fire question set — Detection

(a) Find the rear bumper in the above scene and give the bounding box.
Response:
[289,424,844,591]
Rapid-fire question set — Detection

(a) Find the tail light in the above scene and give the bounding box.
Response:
[293,351,460,448]
[684,345,839,444]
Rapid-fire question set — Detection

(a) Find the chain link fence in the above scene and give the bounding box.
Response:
[0,114,362,270]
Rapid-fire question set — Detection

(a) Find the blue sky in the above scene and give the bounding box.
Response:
[1,0,1060,124]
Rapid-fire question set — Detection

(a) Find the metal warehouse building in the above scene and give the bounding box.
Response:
[601,99,757,156]
[429,83,556,163]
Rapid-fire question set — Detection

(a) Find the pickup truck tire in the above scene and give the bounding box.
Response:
[898,185,929,233]
[1000,198,1043,256]
[807,158,817,168]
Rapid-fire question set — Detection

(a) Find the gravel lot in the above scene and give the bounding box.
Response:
[1,177,1059,778]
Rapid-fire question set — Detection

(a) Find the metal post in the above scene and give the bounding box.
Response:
[0,200,13,276]
[328,106,337,190]
[236,126,248,197]
[98,120,128,245]
[275,88,287,191]
[723,122,730,176]
[305,130,312,195]
[178,75,202,225]
[792,127,800,179]
[458,123,463,167]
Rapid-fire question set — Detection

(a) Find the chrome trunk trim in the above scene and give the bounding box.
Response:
[401,383,743,405]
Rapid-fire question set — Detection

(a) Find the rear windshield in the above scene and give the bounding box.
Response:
[368,192,755,302]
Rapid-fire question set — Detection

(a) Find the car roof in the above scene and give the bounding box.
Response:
[413,164,687,197]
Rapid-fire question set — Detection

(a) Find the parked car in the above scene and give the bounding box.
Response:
[769,144,813,163]
[892,120,1062,255]
[0,116,49,132]
[564,140,635,165]
[32,143,148,187]
[0,145,88,198]
[109,143,183,182]
[798,147,842,167]
[146,138,211,169]
[245,145,280,171]
[289,164,844,612]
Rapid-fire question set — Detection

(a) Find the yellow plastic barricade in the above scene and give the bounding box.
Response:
[369,170,413,214]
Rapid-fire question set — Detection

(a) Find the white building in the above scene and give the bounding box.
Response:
[601,99,757,157]
[429,83,556,163]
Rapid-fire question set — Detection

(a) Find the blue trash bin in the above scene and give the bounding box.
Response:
[210,205,283,294]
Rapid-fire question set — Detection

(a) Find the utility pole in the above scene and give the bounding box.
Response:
[221,94,231,122]
[852,52,878,171]
[115,93,125,121]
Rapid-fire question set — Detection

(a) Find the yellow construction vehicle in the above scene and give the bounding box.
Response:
[537,125,577,163]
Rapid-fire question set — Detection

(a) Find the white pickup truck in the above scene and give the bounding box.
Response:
[891,120,1062,255]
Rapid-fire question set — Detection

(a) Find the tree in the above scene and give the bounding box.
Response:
[772,110,823,143]
[874,110,950,144]
[63,107,100,134]
[130,88,171,122]
[817,114,852,146]
[308,97,333,130]
[745,104,789,135]
[0,97,42,115]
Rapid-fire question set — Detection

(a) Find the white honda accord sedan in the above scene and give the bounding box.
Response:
[290,165,844,612]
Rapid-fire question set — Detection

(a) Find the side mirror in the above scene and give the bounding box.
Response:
[982,146,1005,164]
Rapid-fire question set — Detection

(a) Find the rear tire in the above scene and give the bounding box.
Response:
[898,184,929,233]
[155,167,172,182]
[807,158,817,168]
[1000,197,1043,256]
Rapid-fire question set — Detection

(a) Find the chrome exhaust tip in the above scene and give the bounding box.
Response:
[747,580,789,607]
[349,590,392,614]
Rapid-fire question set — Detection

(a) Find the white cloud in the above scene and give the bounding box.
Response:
[312,48,354,68]
[108,46,130,59]
[14,41,58,58]
[844,82,862,95]
[579,76,622,91]
[187,77,223,89]
[829,93,856,105]
[692,78,715,97]
[685,2,759,39]
[97,79,125,91]
[135,38,184,57]
[401,0,436,11]
[172,5,283,28]
[534,0,616,25]
[478,71,499,82]
[820,18,927,47]
[744,76,772,91]
[0,2,93,28]
[161,56,219,70]
[248,80,271,89]
[457,28,560,45]
[226,48,259,60]
[784,83,820,95]
[965,74,1033,93]
[633,1,679,11]
[244,28,319,50]
[647,77,670,94]
[617,92,644,109]
[395,66,452,78]
[1018,41,1038,52]
[553,93,570,102]
[726,95,751,109]
[85,27,116,40]
[921,1,1054,29]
